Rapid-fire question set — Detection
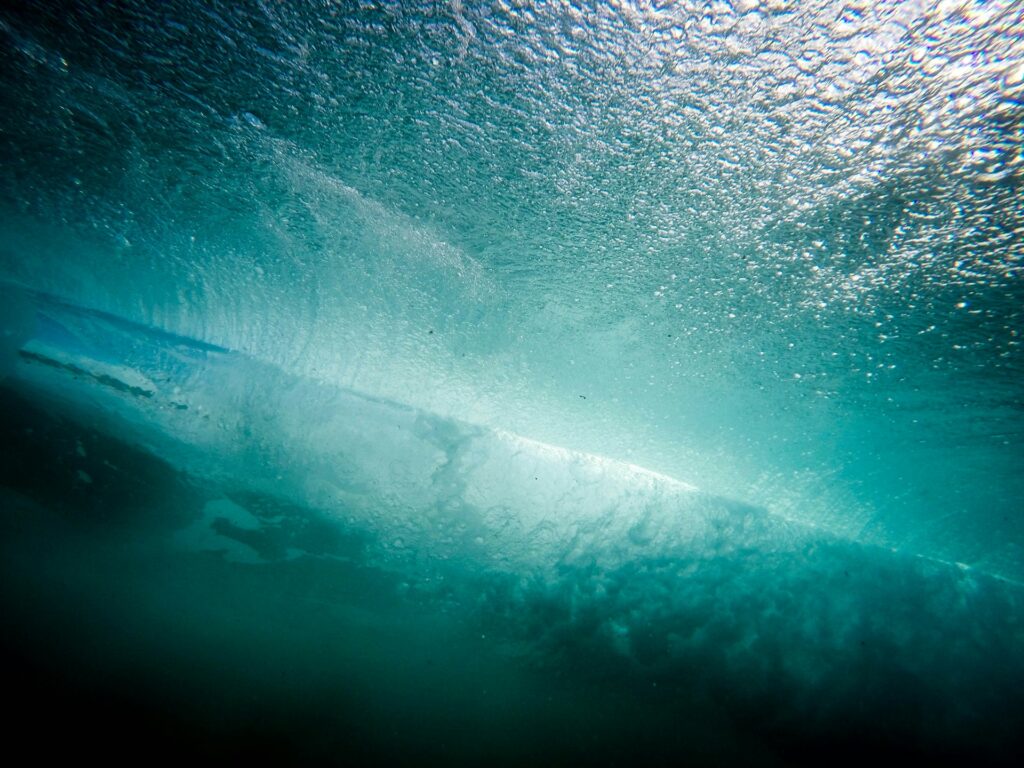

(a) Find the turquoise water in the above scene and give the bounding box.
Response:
[1,1,1022,764]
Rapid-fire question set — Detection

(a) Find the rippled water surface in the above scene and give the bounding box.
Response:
[1,1,1022,765]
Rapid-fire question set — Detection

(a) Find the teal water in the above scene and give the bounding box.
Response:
[1,1,1022,765]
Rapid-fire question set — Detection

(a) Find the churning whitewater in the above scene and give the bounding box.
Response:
[1,1,1022,765]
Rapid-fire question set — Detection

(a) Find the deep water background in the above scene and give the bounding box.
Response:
[1,1,1023,765]
[3,382,1022,766]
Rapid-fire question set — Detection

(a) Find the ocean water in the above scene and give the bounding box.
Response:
[1,1,1022,765]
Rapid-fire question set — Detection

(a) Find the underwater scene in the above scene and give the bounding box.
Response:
[1,1,1022,765]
